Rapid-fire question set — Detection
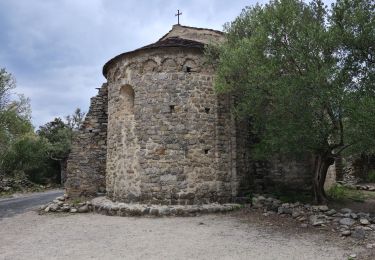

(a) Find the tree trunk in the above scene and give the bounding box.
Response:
[313,153,335,204]
[334,156,344,181]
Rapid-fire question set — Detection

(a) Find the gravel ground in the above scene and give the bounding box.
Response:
[0,211,357,260]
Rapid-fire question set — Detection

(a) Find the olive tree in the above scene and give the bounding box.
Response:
[207,0,375,203]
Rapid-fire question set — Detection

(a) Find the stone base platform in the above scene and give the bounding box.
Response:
[91,197,242,217]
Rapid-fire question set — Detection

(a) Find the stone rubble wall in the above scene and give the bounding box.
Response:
[233,116,312,195]
[65,84,108,197]
[325,155,375,186]
[343,155,375,184]
[256,156,312,193]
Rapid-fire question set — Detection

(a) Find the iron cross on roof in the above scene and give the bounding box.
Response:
[175,9,182,25]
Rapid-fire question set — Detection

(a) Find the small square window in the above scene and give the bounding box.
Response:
[183,66,192,73]
[204,149,209,154]
[205,108,210,114]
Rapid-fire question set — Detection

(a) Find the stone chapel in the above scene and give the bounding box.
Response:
[65,24,311,205]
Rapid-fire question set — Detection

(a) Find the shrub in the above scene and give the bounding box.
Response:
[367,170,375,183]
[327,184,365,202]
[327,184,347,200]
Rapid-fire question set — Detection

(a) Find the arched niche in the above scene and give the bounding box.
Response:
[161,58,177,72]
[142,59,158,72]
[112,68,121,82]
[120,85,135,115]
[122,62,137,79]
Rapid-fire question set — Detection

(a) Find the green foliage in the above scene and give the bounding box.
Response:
[0,133,59,183]
[206,0,375,202]
[0,68,36,183]
[0,68,83,186]
[0,110,33,154]
[327,184,365,202]
[207,0,375,159]
[0,69,33,156]
[327,184,347,200]
[35,108,85,184]
[38,117,72,160]
[367,170,375,183]
[72,198,82,205]
[65,108,85,130]
[0,68,15,110]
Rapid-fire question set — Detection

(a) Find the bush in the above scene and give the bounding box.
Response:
[367,170,375,183]
[0,134,59,184]
[327,184,347,200]
[327,184,365,202]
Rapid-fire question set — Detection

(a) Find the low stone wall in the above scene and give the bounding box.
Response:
[91,197,241,217]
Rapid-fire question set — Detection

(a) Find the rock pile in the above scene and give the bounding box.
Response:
[336,181,375,191]
[40,194,92,213]
[252,194,375,239]
[0,177,36,192]
[355,184,375,192]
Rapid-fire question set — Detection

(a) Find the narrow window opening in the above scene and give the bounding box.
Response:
[170,105,175,113]
[89,130,93,133]
[204,149,209,154]
[183,66,192,73]
[205,108,210,114]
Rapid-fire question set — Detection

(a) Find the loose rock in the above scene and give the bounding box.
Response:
[309,215,326,226]
[351,228,366,240]
[78,205,89,213]
[341,230,351,236]
[339,218,356,227]
[359,218,370,225]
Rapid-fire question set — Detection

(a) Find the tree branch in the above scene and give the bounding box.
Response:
[333,143,355,156]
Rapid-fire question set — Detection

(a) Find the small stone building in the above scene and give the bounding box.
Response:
[65,25,311,204]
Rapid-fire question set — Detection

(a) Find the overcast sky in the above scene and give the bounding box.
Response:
[0,0,333,128]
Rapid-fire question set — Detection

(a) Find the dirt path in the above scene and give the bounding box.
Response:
[0,211,360,260]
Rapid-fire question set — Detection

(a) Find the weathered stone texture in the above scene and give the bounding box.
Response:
[105,46,239,204]
[65,84,108,197]
[257,156,312,193]
[65,24,313,203]
[159,24,225,45]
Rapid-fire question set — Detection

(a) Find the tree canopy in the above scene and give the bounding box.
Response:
[207,0,375,203]
[0,67,85,185]
[0,69,33,155]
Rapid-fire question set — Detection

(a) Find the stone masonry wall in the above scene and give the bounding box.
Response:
[65,84,108,197]
[105,47,238,204]
[233,117,313,196]
[65,25,313,201]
